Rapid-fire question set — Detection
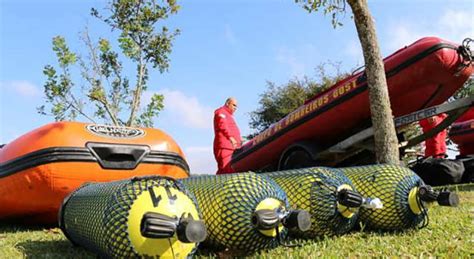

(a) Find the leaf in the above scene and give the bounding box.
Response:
[98,38,111,52]
[52,36,77,67]
[40,0,180,126]
[248,62,346,137]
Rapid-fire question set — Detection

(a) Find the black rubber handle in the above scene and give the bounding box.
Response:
[86,142,150,169]
[141,212,207,243]
[418,185,460,207]
[418,186,438,202]
[177,217,207,243]
[252,209,279,230]
[282,210,311,232]
[437,191,459,207]
[337,189,363,208]
[140,212,177,239]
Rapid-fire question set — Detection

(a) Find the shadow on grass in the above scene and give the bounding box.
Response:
[15,239,95,258]
[347,224,426,239]
[0,223,50,234]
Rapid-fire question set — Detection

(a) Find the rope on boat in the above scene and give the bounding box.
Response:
[456,38,473,74]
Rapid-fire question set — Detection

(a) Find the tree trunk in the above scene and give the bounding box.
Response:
[347,0,400,164]
[127,57,145,127]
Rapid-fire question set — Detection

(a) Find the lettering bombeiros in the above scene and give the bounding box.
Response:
[252,79,358,146]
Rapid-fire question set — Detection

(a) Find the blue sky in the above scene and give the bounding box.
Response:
[1,0,473,174]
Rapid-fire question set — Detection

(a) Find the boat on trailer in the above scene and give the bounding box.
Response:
[231,37,473,172]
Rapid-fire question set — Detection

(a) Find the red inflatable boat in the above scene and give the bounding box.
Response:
[0,122,189,224]
[449,108,474,156]
[232,37,473,172]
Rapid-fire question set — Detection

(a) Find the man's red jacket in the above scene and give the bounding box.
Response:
[213,106,241,150]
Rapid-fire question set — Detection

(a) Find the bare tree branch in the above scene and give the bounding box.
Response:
[127,56,145,126]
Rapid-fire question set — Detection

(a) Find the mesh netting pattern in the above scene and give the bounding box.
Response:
[340,164,425,230]
[60,176,200,258]
[179,172,289,252]
[264,167,359,238]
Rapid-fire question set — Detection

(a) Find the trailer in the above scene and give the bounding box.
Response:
[314,96,474,167]
[231,37,473,172]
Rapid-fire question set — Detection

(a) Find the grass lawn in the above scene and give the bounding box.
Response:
[1,190,472,258]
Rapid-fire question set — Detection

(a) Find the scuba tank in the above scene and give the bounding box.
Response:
[59,176,207,258]
[179,172,311,253]
[341,164,459,230]
[264,167,379,238]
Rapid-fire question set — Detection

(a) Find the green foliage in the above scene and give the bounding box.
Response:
[91,0,180,72]
[295,0,347,27]
[40,0,180,127]
[249,62,346,136]
[453,76,473,99]
[137,93,164,127]
[52,36,77,67]
[400,124,423,164]
[249,79,312,133]
[39,37,79,122]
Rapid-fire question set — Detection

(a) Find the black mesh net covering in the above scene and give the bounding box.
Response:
[179,172,290,253]
[264,167,359,239]
[59,176,202,258]
[340,164,425,231]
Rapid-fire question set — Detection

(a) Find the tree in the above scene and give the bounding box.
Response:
[453,76,473,99]
[296,0,400,164]
[39,0,180,127]
[249,62,346,137]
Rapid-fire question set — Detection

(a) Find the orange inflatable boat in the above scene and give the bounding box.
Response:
[0,121,189,224]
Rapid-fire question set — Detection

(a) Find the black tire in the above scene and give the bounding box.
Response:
[279,149,316,170]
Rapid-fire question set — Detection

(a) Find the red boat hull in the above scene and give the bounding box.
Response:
[450,108,474,156]
[232,37,473,171]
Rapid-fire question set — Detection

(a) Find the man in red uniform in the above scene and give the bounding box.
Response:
[213,97,242,174]
[419,113,448,158]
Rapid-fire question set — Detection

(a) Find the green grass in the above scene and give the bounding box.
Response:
[258,192,474,258]
[1,192,473,258]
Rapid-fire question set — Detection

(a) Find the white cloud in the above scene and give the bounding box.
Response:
[386,22,424,52]
[385,9,473,52]
[1,80,41,97]
[275,47,306,78]
[275,44,322,78]
[224,24,237,45]
[184,145,216,175]
[156,89,213,129]
[438,10,473,42]
[344,39,364,66]
[186,146,213,153]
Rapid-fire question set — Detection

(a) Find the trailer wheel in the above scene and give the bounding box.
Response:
[279,148,316,170]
